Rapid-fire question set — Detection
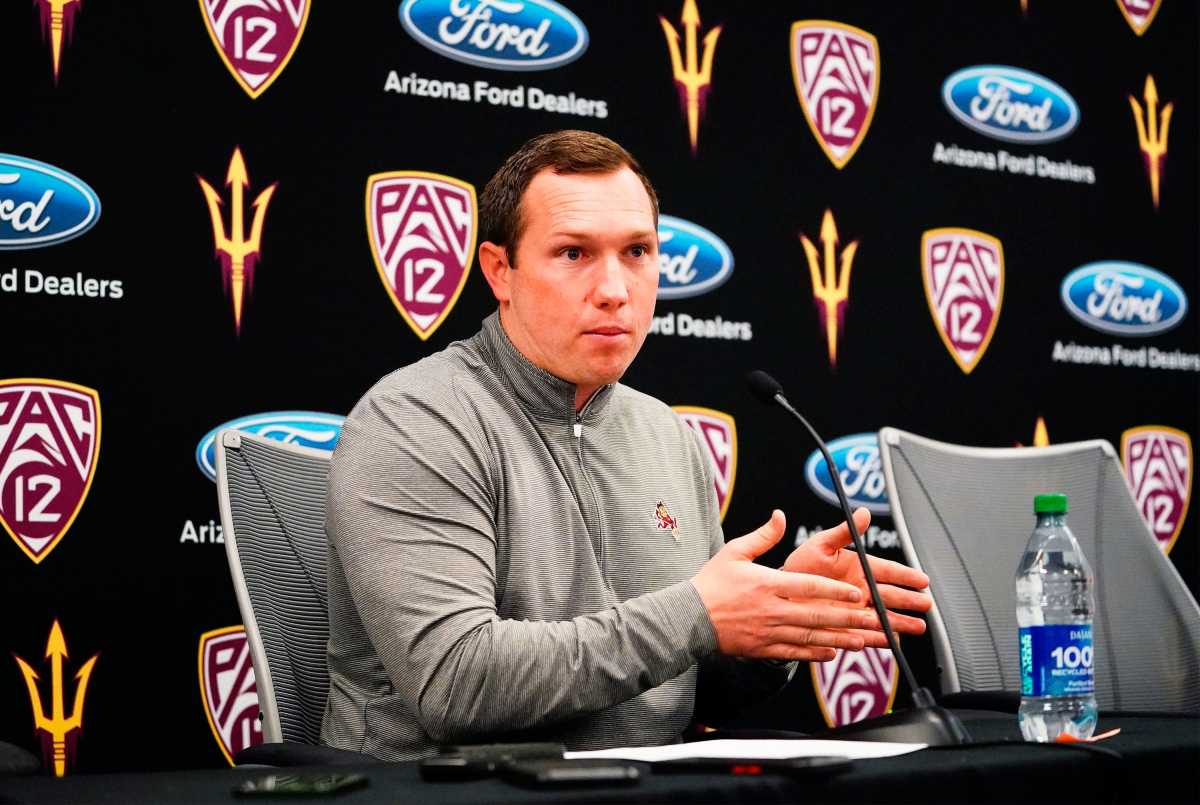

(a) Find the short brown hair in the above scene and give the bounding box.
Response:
[479,130,659,264]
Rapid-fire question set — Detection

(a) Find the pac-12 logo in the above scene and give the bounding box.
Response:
[199,0,311,98]
[942,66,1079,143]
[366,172,477,341]
[804,433,889,515]
[1060,262,1186,336]
[789,21,879,169]
[656,216,733,300]
[921,228,1005,375]
[198,626,264,766]
[195,411,345,481]
[673,406,737,521]
[0,380,100,564]
[0,154,100,250]
[1122,426,1191,555]
[399,0,589,71]
[812,646,897,728]
[1116,0,1162,35]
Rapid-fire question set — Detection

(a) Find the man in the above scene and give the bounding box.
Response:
[322,131,931,760]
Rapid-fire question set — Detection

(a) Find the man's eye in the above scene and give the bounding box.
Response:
[563,247,582,261]
[630,245,648,258]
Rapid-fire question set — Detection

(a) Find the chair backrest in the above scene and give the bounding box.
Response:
[215,430,333,744]
[878,427,1200,713]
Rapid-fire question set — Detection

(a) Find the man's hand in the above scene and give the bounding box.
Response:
[783,507,932,648]
[691,510,888,662]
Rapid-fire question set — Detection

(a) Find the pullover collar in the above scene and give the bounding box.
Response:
[479,312,615,423]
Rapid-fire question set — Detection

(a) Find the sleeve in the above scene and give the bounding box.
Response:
[681,422,797,727]
[327,380,718,744]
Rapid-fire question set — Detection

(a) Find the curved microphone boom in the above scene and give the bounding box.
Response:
[746,370,969,746]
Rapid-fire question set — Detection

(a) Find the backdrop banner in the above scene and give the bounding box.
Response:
[4,0,1196,772]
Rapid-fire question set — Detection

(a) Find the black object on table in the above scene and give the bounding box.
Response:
[419,742,565,781]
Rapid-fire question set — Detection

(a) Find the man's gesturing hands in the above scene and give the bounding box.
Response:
[691,509,932,663]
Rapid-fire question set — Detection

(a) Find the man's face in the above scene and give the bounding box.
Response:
[482,167,659,408]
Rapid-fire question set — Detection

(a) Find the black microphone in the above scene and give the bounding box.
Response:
[746,370,969,746]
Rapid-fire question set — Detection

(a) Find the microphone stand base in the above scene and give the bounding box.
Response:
[816,706,971,746]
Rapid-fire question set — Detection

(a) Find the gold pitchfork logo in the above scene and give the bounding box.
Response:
[800,210,858,369]
[1129,74,1173,210]
[13,620,99,777]
[35,0,81,84]
[659,0,721,155]
[198,147,278,334]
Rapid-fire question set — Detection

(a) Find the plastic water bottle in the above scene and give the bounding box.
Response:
[1015,493,1098,742]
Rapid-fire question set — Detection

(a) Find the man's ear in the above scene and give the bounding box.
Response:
[478,241,512,304]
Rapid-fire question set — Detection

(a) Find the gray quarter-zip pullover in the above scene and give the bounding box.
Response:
[321,313,788,760]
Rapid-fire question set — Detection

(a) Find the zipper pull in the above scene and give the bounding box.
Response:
[574,414,582,438]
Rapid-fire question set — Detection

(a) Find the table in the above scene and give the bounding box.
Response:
[1,711,1196,804]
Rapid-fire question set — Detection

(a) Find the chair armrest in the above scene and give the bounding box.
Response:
[0,741,40,776]
[936,690,1021,713]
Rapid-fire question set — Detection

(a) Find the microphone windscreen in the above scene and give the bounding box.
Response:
[745,370,784,405]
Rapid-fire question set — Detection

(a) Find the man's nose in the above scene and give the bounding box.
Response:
[591,254,630,307]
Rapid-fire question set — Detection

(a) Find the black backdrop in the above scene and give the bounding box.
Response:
[5,0,1198,773]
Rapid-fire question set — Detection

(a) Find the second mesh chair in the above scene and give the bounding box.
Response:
[877,427,1200,713]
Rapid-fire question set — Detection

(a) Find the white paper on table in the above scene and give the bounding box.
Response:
[565,738,926,762]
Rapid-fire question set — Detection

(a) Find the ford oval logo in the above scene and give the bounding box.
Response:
[1061,262,1187,336]
[0,154,100,249]
[656,215,734,300]
[804,433,889,515]
[942,65,1079,143]
[195,411,346,481]
[399,0,588,71]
